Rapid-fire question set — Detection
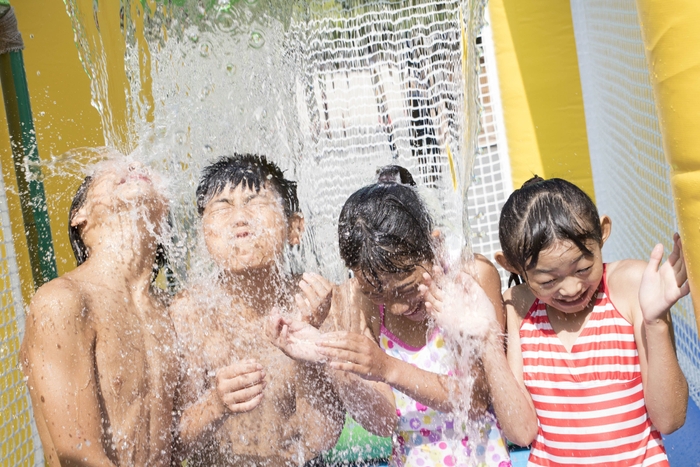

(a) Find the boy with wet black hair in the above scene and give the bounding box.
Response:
[171,154,395,466]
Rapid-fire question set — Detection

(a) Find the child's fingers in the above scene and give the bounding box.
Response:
[421,272,444,302]
[302,272,332,297]
[432,264,445,282]
[327,360,359,373]
[299,280,319,304]
[646,243,664,273]
[668,235,682,267]
[294,292,305,308]
[680,281,691,298]
[223,391,265,413]
[316,346,359,363]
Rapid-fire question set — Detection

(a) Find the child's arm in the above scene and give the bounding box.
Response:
[171,295,265,459]
[292,280,398,437]
[319,330,461,413]
[481,284,539,446]
[422,257,539,445]
[623,234,689,433]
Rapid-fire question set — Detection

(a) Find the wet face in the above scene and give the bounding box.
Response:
[525,239,604,314]
[355,265,429,322]
[202,183,299,273]
[77,159,168,230]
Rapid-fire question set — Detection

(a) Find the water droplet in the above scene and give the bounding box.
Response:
[199,84,214,100]
[199,41,213,57]
[204,144,213,153]
[175,131,186,144]
[225,63,236,75]
[216,11,238,33]
[248,30,265,49]
[187,32,199,43]
[36,70,41,76]
[38,111,45,117]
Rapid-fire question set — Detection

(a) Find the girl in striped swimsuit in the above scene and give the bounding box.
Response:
[484,176,689,467]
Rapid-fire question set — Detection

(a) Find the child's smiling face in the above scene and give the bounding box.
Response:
[354,264,430,322]
[525,239,605,314]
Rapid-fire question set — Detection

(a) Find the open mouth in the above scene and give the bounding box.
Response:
[554,289,591,308]
[403,303,425,320]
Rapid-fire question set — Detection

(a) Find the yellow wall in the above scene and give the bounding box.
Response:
[636,0,700,333]
[0,0,104,305]
[488,0,594,199]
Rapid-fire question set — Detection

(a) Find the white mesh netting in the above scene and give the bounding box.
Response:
[571,0,700,405]
[0,173,43,466]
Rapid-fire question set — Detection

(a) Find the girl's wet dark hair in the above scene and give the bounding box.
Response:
[68,175,167,274]
[196,154,299,217]
[338,165,434,290]
[498,175,602,286]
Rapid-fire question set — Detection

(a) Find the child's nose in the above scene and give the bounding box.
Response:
[386,300,410,316]
[558,277,583,297]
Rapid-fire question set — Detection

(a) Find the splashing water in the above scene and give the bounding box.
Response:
[57,0,491,463]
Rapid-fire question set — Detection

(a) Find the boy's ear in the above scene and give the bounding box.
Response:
[494,251,519,275]
[287,213,305,246]
[600,215,612,245]
[70,208,88,229]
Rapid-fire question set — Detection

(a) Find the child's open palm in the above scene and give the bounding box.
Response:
[639,233,690,322]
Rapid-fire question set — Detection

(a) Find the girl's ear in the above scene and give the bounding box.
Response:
[287,213,305,246]
[494,251,520,275]
[600,215,612,245]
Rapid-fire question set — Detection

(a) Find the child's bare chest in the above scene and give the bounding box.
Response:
[91,297,178,424]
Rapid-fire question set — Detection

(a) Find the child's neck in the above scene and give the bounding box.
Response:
[383,312,431,349]
[545,300,596,352]
[220,265,291,314]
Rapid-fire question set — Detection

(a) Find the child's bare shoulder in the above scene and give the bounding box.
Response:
[29,276,84,319]
[605,259,647,310]
[606,259,647,295]
[169,286,209,329]
[503,283,536,320]
[471,253,500,279]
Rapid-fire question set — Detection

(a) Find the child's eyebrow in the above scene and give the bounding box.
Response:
[531,253,585,274]
[394,280,418,294]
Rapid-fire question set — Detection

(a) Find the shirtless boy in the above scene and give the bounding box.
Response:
[172,154,362,466]
[20,156,179,467]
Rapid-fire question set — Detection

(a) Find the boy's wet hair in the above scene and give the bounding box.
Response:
[68,175,167,273]
[196,154,299,217]
[338,165,434,290]
[69,175,94,266]
[498,175,602,286]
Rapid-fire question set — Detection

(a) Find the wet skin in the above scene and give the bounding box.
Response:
[20,159,179,467]
[171,183,344,467]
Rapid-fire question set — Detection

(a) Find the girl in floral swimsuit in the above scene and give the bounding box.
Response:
[319,166,511,467]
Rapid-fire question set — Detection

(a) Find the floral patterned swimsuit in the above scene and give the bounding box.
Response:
[378,306,511,467]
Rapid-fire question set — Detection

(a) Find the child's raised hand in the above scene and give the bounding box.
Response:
[434,272,499,340]
[214,359,266,414]
[420,265,446,316]
[296,272,333,328]
[639,233,690,323]
[317,330,390,382]
[266,312,327,363]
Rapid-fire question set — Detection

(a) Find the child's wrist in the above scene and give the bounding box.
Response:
[382,355,400,386]
[643,316,670,330]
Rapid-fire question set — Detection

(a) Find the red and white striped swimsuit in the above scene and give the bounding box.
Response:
[520,266,668,466]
